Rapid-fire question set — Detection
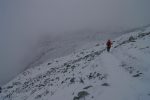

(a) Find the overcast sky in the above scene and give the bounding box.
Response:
[0,0,150,85]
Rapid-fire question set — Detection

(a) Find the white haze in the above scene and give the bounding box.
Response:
[0,0,150,85]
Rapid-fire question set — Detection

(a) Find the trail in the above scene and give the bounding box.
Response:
[98,52,137,100]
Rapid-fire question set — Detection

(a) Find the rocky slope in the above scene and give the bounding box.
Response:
[0,27,150,100]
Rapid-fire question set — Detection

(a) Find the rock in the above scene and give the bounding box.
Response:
[83,85,93,89]
[101,83,110,86]
[133,74,140,77]
[70,78,75,83]
[47,63,51,65]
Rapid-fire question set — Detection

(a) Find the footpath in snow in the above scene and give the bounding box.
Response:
[98,52,150,100]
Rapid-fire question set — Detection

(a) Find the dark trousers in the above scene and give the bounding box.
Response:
[107,47,111,52]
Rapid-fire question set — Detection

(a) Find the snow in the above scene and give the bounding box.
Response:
[97,53,135,100]
[0,26,150,100]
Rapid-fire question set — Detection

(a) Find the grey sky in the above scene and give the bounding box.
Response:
[0,0,150,85]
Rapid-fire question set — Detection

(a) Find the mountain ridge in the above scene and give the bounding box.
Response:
[1,26,150,100]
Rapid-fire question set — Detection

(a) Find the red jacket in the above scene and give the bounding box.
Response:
[106,40,112,47]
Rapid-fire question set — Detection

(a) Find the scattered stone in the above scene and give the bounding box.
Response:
[7,86,13,89]
[61,81,64,84]
[132,73,142,77]
[83,85,93,89]
[47,63,51,65]
[129,36,135,42]
[70,78,75,83]
[78,91,89,99]
[73,96,79,100]
[101,83,110,86]
[80,78,84,84]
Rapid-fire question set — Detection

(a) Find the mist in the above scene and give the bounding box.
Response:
[0,0,150,85]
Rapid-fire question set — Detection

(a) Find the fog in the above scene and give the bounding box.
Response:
[0,0,150,85]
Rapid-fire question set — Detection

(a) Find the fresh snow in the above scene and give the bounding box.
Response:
[98,53,143,100]
[0,26,150,100]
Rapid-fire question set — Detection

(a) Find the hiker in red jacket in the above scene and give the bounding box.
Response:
[106,39,112,52]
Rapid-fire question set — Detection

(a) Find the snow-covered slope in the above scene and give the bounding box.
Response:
[23,25,150,70]
[24,30,118,68]
[0,27,150,100]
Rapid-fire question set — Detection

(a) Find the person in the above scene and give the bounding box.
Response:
[106,39,112,52]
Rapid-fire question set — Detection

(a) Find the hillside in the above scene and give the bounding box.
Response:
[24,29,123,68]
[0,27,150,100]
[24,25,150,69]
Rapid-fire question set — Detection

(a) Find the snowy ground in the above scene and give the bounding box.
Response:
[0,26,150,100]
